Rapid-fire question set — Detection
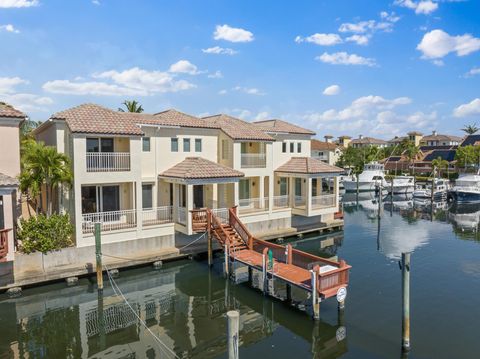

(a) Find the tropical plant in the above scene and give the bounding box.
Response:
[19,140,73,216]
[461,124,479,135]
[431,156,449,177]
[455,145,480,170]
[405,144,422,175]
[118,100,144,113]
[17,214,74,254]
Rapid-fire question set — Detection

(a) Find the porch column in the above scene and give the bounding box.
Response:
[259,176,265,208]
[289,177,295,208]
[334,176,340,209]
[306,178,312,215]
[135,181,143,234]
[212,183,218,209]
[268,175,274,212]
[218,183,225,208]
[74,181,83,246]
[172,183,178,223]
[233,182,239,207]
[186,184,194,235]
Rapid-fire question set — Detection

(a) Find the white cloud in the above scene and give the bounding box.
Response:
[0,24,20,33]
[0,76,52,112]
[168,60,199,75]
[218,89,227,95]
[208,70,223,79]
[465,67,480,77]
[295,33,342,46]
[92,0,100,5]
[345,34,369,45]
[0,0,38,8]
[323,84,341,96]
[395,0,439,15]
[338,17,398,34]
[254,111,270,121]
[233,86,265,95]
[42,80,146,96]
[453,98,480,118]
[202,46,238,55]
[417,29,480,59]
[0,76,28,93]
[432,59,444,66]
[316,52,376,66]
[214,24,254,43]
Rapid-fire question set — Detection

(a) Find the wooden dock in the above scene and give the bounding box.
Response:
[191,207,352,319]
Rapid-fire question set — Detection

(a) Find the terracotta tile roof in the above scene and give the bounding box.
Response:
[51,103,144,136]
[421,134,462,142]
[202,114,274,141]
[387,136,407,143]
[311,139,338,151]
[160,157,244,180]
[351,136,387,145]
[275,157,343,174]
[253,119,315,135]
[0,173,19,187]
[0,103,26,119]
[148,109,220,129]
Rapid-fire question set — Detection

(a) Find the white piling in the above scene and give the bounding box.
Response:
[227,310,240,359]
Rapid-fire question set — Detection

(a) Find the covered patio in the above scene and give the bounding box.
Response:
[159,157,244,234]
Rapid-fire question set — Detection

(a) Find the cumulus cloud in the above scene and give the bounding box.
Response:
[465,67,480,77]
[0,76,28,93]
[323,85,341,96]
[394,0,438,15]
[316,52,376,66]
[345,34,369,45]
[207,70,223,79]
[338,12,399,35]
[0,0,38,8]
[294,33,342,46]
[168,60,200,75]
[453,98,480,118]
[218,89,227,95]
[0,24,20,33]
[202,46,238,55]
[417,29,480,59]
[214,24,254,43]
[0,76,52,112]
[254,111,270,121]
[232,86,265,95]
[42,80,146,96]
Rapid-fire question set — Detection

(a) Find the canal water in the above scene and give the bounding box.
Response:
[1,193,479,359]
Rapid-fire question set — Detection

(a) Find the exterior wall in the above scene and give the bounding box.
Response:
[0,118,21,179]
[271,134,311,169]
[0,190,16,261]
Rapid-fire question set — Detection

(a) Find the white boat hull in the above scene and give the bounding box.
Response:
[343,180,385,192]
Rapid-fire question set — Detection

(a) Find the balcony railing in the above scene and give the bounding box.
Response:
[241,153,266,168]
[86,152,131,172]
[177,207,187,225]
[273,195,289,209]
[294,195,305,208]
[312,194,336,208]
[82,209,137,234]
[142,206,173,227]
[238,197,269,214]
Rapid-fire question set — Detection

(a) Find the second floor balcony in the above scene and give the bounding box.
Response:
[86,152,131,172]
[241,153,266,168]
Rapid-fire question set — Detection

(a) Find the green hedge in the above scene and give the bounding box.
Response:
[18,214,74,254]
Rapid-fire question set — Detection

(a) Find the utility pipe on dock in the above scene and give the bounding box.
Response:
[227,310,240,359]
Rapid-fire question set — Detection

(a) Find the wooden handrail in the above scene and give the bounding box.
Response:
[209,209,233,249]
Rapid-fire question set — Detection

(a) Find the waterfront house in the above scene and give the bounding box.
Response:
[0,104,24,262]
[350,135,388,149]
[420,130,462,147]
[311,137,342,166]
[33,104,343,251]
[387,131,423,148]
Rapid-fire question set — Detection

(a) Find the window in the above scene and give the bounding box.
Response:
[142,184,153,209]
[171,138,178,152]
[222,139,229,160]
[312,178,317,197]
[183,138,191,152]
[295,178,302,196]
[142,137,151,152]
[195,138,202,152]
[297,142,301,153]
[290,142,294,153]
[87,138,99,153]
[86,138,114,152]
[239,179,250,200]
[282,142,286,153]
[279,178,287,196]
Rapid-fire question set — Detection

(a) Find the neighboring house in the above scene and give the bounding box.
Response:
[34,104,343,249]
[387,132,423,148]
[420,130,462,147]
[459,134,480,147]
[382,147,457,175]
[337,136,352,148]
[350,135,388,148]
[0,104,25,262]
[311,136,341,166]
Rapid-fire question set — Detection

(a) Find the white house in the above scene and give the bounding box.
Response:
[311,136,342,166]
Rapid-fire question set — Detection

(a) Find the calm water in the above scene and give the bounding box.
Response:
[1,193,480,359]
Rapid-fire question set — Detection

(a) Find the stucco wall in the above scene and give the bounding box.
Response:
[0,119,21,178]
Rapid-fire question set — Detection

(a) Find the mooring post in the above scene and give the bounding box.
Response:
[224,243,230,277]
[97,288,106,350]
[311,267,320,320]
[402,252,411,352]
[262,248,268,295]
[94,222,103,291]
[356,174,359,196]
[207,211,212,267]
[431,178,435,202]
[227,310,240,359]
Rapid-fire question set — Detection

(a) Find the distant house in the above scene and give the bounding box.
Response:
[350,135,387,148]
[337,135,352,148]
[311,136,342,166]
[387,131,423,147]
[459,134,480,147]
[420,130,462,147]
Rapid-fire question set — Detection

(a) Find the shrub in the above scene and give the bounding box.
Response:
[18,214,74,254]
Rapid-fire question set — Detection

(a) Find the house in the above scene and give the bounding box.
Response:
[311,136,342,166]
[459,134,480,147]
[420,130,462,147]
[337,135,352,148]
[0,103,25,262]
[350,135,388,148]
[33,104,343,251]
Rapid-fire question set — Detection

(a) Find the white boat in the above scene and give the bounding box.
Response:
[387,176,415,194]
[413,179,449,199]
[447,172,480,203]
[343,162,387,192]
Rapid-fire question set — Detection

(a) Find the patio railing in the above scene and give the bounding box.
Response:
[312,194,336,208]
[273,195,289,209]
[142,206,173,227]
[241,153,267,168]
[82,209,137,234]
[238,197,269,214]
[294,195,305,208]
[86,152,131,172]
[177,207,187,225]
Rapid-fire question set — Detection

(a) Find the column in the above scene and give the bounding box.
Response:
[289,177,295,208]
[306,178,312,215]
[135,181,143,234]
[268,175,274,212]
[212,183,218,208]
[259,175,265,209]
[186,184,194,235]
[172,183,178,224]
[233,182,239,207]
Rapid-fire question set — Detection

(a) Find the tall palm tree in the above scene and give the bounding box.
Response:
[405,144,421,176]
[461,124,479,135]
[431,156,449,178]
[19,140,73,216]
[118,100,144,113]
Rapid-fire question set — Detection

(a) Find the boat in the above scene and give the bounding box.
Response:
[447,172,480,203]
[343,162,387,192]
[387,176,415,194]
[413,179,449,199]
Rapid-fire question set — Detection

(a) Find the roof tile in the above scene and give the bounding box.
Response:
[203,114,274,141]
[253,119,315,135]
[160,157,244,180]
[275,157,343,174]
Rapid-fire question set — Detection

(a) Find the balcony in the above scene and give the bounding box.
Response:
[273,195,289,209]
[86,152,131,172]
[238,197,269,214]
[312,194,335,208]
[241,153,266,168]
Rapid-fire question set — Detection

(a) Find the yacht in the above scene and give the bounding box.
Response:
[447,172,480,203]
[343,162,387,192]
[387,176,415,194]
[413,179,449,199]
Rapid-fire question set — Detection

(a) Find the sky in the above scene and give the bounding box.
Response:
[0,0,479,140]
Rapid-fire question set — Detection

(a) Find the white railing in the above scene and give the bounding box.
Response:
[82,209,137,234]
[294,195,305,208]
[241,153,267,168]
[177,207,187,225]
[312,194,336,208]
[273,195,289,209]
[212,208,229,224]
[142,206,173,227]
[86,152,131,172]
[238,197,269,214]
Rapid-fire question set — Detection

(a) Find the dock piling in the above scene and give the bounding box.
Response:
[401,252,411,352]
[94,222,103,291]
[224,244,229,277]
[311,268,320,320]
[207,211,212,267]
[227,310,240,359]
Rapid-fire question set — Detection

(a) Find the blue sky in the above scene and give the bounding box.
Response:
[0,0,479,139]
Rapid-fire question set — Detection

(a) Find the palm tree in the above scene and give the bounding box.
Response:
[118,100,144,113]
[461,124,479,135]
[431,156,449,178]
[405,144,421,176]
[19,140,73,216]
